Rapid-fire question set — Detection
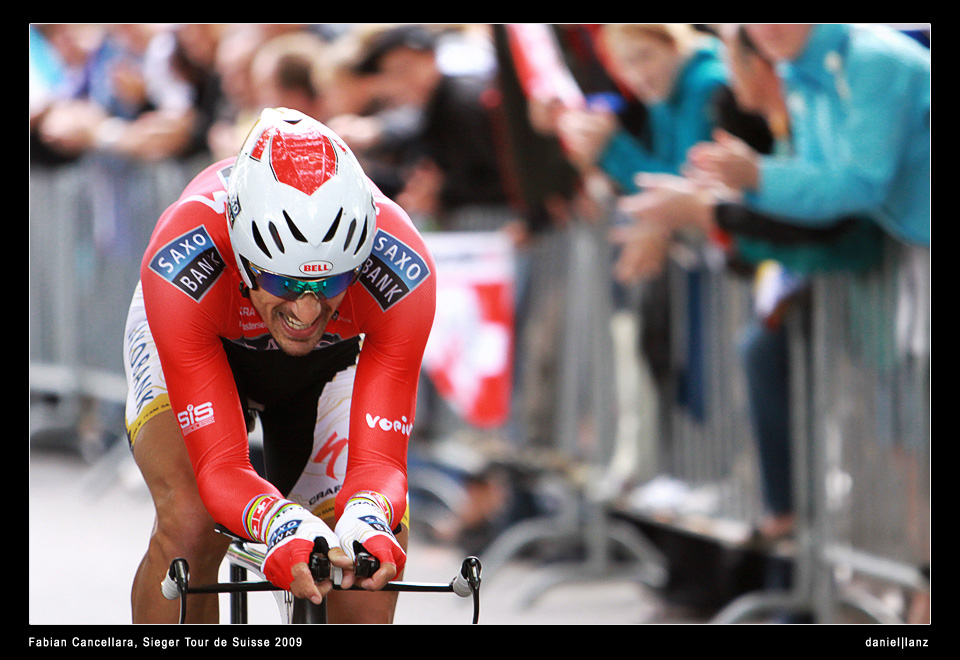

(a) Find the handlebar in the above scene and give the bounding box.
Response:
[161,541,482,624]
[309,538,380,585]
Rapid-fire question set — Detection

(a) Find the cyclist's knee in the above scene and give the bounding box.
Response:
[151,496,228,567]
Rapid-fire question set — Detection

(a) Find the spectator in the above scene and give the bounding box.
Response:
[349,24,510,228]
[313,30,385,120]
[559,24,726,183]
[687,23,930,248]
[206,24,272,161]
[557,24,731,282]
[559,25,740,430]
[158,23,225,163]
[616,24,888,542]
[249,30,329,119]
[685,28,929,552]
[30,24,106,165]
[34,24,222,164]
[320,26,431,201]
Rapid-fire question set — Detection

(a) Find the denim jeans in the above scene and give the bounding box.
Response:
[739,319,792,516]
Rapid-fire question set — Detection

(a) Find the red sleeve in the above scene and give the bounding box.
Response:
[140,169,282,541]
[334,195,437,529]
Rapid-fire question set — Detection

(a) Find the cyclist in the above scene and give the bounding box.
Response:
[122,107,436,623]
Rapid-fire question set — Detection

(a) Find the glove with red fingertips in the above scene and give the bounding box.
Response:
[254,498,341,590]
[334,491,406,576]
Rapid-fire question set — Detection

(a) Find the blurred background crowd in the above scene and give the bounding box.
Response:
[29,23,929,624]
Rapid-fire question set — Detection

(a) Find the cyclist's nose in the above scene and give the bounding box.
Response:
[288,291,325,321]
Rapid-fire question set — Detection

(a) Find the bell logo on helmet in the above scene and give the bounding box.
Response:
[300,260,334,275]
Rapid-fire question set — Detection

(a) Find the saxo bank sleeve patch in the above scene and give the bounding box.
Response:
[148,226,226,302]
[360,229,431,311]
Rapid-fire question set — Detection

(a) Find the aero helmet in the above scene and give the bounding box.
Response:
[227,107,377,290]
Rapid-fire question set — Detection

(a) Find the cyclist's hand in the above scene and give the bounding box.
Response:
[335,492,406,590]
[261,502,351,604]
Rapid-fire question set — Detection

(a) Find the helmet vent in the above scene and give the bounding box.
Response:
[353,216,369,256]
[283,210,308,243]
[268,221,285,254]
[344,218,357,252]
[322,208,343,243]
[252,221,272,259]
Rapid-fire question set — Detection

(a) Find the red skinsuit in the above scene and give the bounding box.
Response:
[139,158,435,538]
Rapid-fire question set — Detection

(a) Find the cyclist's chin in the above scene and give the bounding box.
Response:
[273,332,323,356]
[269,316,327,356]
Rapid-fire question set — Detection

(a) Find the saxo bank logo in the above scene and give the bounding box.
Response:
[148,225,226,302]
[359,230,430,311]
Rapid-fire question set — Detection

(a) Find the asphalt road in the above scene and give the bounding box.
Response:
[28,444,706,627]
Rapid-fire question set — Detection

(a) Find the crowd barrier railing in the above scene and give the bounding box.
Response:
[711,240,930,623]
[30,153,215,449]
[472,213,670,604]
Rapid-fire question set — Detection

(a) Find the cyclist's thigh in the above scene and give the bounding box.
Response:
[132,411,202,506]
[122,282,218,536]
[123,280,172,454]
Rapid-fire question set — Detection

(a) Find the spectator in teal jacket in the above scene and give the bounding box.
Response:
[689,24,930,247]
[559,24,728,194]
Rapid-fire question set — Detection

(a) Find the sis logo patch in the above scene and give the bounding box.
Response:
[359,230,430,311]
[148,226,226,301]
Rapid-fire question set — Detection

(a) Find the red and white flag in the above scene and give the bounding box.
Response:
[422,232,515,429]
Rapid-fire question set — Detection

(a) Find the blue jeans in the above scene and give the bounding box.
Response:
[740,319,792,516]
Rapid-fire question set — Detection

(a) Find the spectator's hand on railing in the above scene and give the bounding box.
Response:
[326,114,385,152]
[610,223,672,283]
[619,173,717,234]
[110,60,149,111]
[118,110,196,161]
[687,129,762,193]
[36,99,108,157]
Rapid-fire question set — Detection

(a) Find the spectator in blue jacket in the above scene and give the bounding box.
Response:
[555,24,732,283]
[689,23,930,248]
[616,25,886,543]
[559,24,728,194]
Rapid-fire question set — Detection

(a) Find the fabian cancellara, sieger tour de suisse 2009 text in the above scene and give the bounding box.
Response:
[29,635,298,648]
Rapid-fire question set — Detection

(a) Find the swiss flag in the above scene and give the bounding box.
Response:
[422,232,515,429]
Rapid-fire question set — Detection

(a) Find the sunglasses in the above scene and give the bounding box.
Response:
[248,262,360,301]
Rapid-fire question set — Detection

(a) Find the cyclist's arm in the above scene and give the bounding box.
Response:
[335,206,437,533]
[142,270,282,534]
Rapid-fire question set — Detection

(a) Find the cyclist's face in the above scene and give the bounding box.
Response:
[248,287,347,357]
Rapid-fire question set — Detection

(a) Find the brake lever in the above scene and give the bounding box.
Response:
[308,538,381,583]
[353,541,380,579]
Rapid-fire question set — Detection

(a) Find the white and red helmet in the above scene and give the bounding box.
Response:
[227,107,377,289]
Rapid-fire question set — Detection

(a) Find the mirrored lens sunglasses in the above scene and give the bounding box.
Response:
[248,263,360,301]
